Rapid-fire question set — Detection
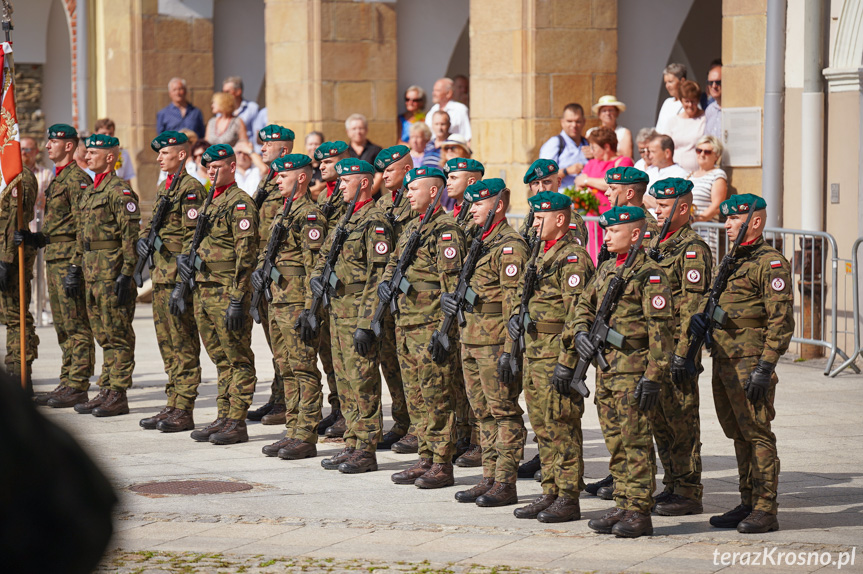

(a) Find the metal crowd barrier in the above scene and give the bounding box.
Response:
[828,237,863,377]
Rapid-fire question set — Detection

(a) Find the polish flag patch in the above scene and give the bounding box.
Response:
[307,214,317,221]
[686,251,697,259]
[649,276,661,284]
[375,226,386,234]
[770,260,782,268]
[567,254,579,263]
[502,247,514,255]
[236,204,247,211]
[187,193,198,201]
[122,189,132,195]
[643,231,652,239]
[441,233,452,241]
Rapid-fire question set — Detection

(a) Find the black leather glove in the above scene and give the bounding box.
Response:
[440,292,458,316]
[135,238,151,259]
[113,274,133,305]
[507,314,521,342]
[670,354,693,388]
[745,360,775,402]
[353,328,375,356]
[551,363,574,395]
[377,281,393,302]
[574,332,596,361]
[0,261,9,291]
[224,298,245,331]
[310,276,325,299]
[689,312,710,339]
[497,353,514,384]
[634,377,661,411]
[63,264,83,298]
[169,282,187,316]
[251,268,266,292]
[294,308,317,344]
[428,331,449,365]
[13,229,46,249]
[176,254,194,283]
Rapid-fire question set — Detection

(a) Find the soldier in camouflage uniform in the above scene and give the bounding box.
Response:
[18,125,93,407]
[381,166,465,488]
[311,158,393,474]
[255,154,328,460]
[511,191,594,522]
[647,178,714,516]
[564,206,675,538]
[690,194,793,534]
[247,124,295,425]
[178,144,259,445]
[136,131,205,433]
[447,179,529,507]
[71,134,140,418]
[519,159,588,247]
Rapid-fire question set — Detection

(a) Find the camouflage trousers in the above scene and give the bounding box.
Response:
[524,353,585,499]
[46,259,94,389]
[713,356,779,513]
[1,261,39,369]
[259,299,285,404]
[152,283,201,411]
[194,284,256,420]
[318,308,340,409]
[596,373,657,514]
[461,342,526,484]
[381,308,410,435]
[270,302,322,444]
[86,278,136,390]
[451,336,473,444]
[396,322,456,462]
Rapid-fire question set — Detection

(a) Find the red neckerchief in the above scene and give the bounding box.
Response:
[615,253,627,266]
[740,237,757,246]
[165,173,176,190]
[55,162,73,177]
[660,228,676,242]
[543,238,558,253]
[93,172,110,188]
[418,205,441,222]
[391,188,399,202]
[213,182,234,199]
[481,218,505,241]
[326,180,337,198]
[352,198,373,214]
[453,202,463,219]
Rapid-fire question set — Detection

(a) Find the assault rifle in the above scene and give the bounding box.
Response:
[596,197,618,266]
[508,219,544,374]
[455,199,472,227]
[385,185,406,227]
[133,163,184,287]
[320,178,341,220]
[521,210,536,248]
[252,167,277,210]
[647,195,682,262]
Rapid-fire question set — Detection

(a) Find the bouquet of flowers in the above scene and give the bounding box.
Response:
[561,185,601,216]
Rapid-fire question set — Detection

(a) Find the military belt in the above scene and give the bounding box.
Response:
[275,265,305,277]
[159,240,183,254]
[472,302,503,314]
[201,260,235,271]
[84,240,120,251]
[718,318,767,330]
[45,234,76,244]
[410,281,441,292]
[535,321,564,334]
[617,337,649,351]
[335,282,365,296]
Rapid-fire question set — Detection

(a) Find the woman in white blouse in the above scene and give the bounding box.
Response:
[665,80,706,173]
[688,134,728,260]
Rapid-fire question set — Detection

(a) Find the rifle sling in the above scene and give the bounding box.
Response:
[471,302,503,314]
[275,265,305,277]
[534,321,564,334]
[335,282,365,296]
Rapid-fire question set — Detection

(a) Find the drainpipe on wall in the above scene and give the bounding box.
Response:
[76,0,88,131]
[800,0,825,232]
[762,0,786,229]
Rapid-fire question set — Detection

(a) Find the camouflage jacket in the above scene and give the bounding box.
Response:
[709,236,793,363]
[252,168,282,248]
[141,172,205,284]
[76,172,141,282]
[0,168,37,267]
[317,181,348,234]
[41,162,92,262]
[313,200,393,328]
[565,250,675,383]
[640,207,662,245]
[381,208,465,327]
[519,210,588,248]
[194,183,259,301]
[377,187,416,239]
[463,220,529,346]
[652,223,713,356]
[257,193,326,308]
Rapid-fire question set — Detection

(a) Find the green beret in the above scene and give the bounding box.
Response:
[151,131,188,151]
[85,134,120,149]
[528,191,571,212]
[201,144,234,167]
[314,141,349,160]
[721,193,767,216]
[47,124,77,140]
[259,124,295,142]
[605,166,649,185]
[598,205,646,228]
[335,158,375,176]
[444,158,485,176]
[272,154,312,172]
[464,178,506,203]
[374,145,410,171]
[404,166,445,186]
[649,177,694,199]
[523,159,559,184]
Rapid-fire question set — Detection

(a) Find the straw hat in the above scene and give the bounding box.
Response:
[591,95,627,114]
[442,134,472,156]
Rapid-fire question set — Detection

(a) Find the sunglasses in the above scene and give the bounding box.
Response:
[21,147,35,152]
[695,148,714,155]
[707,80,721,87]
[639,148,649,154]
[405,98,423,103]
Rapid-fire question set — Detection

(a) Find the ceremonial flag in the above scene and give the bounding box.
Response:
[0,41,21,196]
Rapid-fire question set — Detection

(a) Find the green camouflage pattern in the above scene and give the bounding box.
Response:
[41,162,91,262]
[317,183,348,234]
[86,278,136,390]
[46,259,94,389]
[144,173,205,284]
[318,311,339,409]
[153,283,201,410]
[639,207,662,245]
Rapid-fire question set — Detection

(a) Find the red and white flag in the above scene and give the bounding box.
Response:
[0,41,22,196]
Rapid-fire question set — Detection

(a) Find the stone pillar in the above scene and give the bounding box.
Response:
[470,0,617,214]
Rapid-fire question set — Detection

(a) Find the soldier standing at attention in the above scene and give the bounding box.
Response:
[521,159,588,247]
[512,191,594,522]
[246,124,294,426]
[449,179,529,507]
[313,158,393,474]
[19,125,94,407]
[383,166,465,489]
[255,154,328,460]
[445,157,482,228]
[567,206,675,538]
[179,144,259,445]
[647,178,713,516]
[690,194,793,534]
[137,132,205,433]
[71,134,140,418]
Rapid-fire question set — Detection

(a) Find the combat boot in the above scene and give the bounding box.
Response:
[588,507,626,534]
[612,510,654,538]
[652,489,673,508]
[190,417,227,442]
[262,436,297,457]
[278,441,316,460]
[737,510,779,534]
[513,494,557,519]
[209,419,249,445]
[378,429,406,450]
[452,436,471,462]
[709,503,752,528]
[34,384,64,406]
[597,485,614,500]
[537,496,581,523]
[261,402,287,425]
[157,408,194,433]
[391,458,432,485]
[391,433,418,454]
[321,446,355,470]
[517,454,541,478]
[455,477,495,503]
[74,388,109,414]
[246,397,275,421]
[317,407,341,435]
[324,413,347,438]
[140,406,175,429]
[534,469,542,482]
[454,443,482,467]
[92,390,130,417]
[654,494,703,516]
[476,482,518,507]
[338,450,378,474]
[48,386,89,408]
[415,462,455,489]
[585,474,613,496]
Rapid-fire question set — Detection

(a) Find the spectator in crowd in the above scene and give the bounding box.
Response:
[656,63,687,135]
[688,134,728,260]
[644,134,688,205]
[633,127,659,171]
[428,109,451,155]
[205,92,249,147]
[305,131,326,200]
[425,77,471,142]
[574,127,634,211]
[539,103,589,189]
[250,107,268,154]
[74,132,94,178]
[189,140,211,187]
[345,113,383,194]
[94,118,135,183]
[453,74,470,107]
[704,61,722,138]
[233,141,262,195]
[222,75,259,141]
[156,77,205,139]
[591,95,633,158]
[399,85,427,143]
[665,80,706,173]
[407,122,436,167]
